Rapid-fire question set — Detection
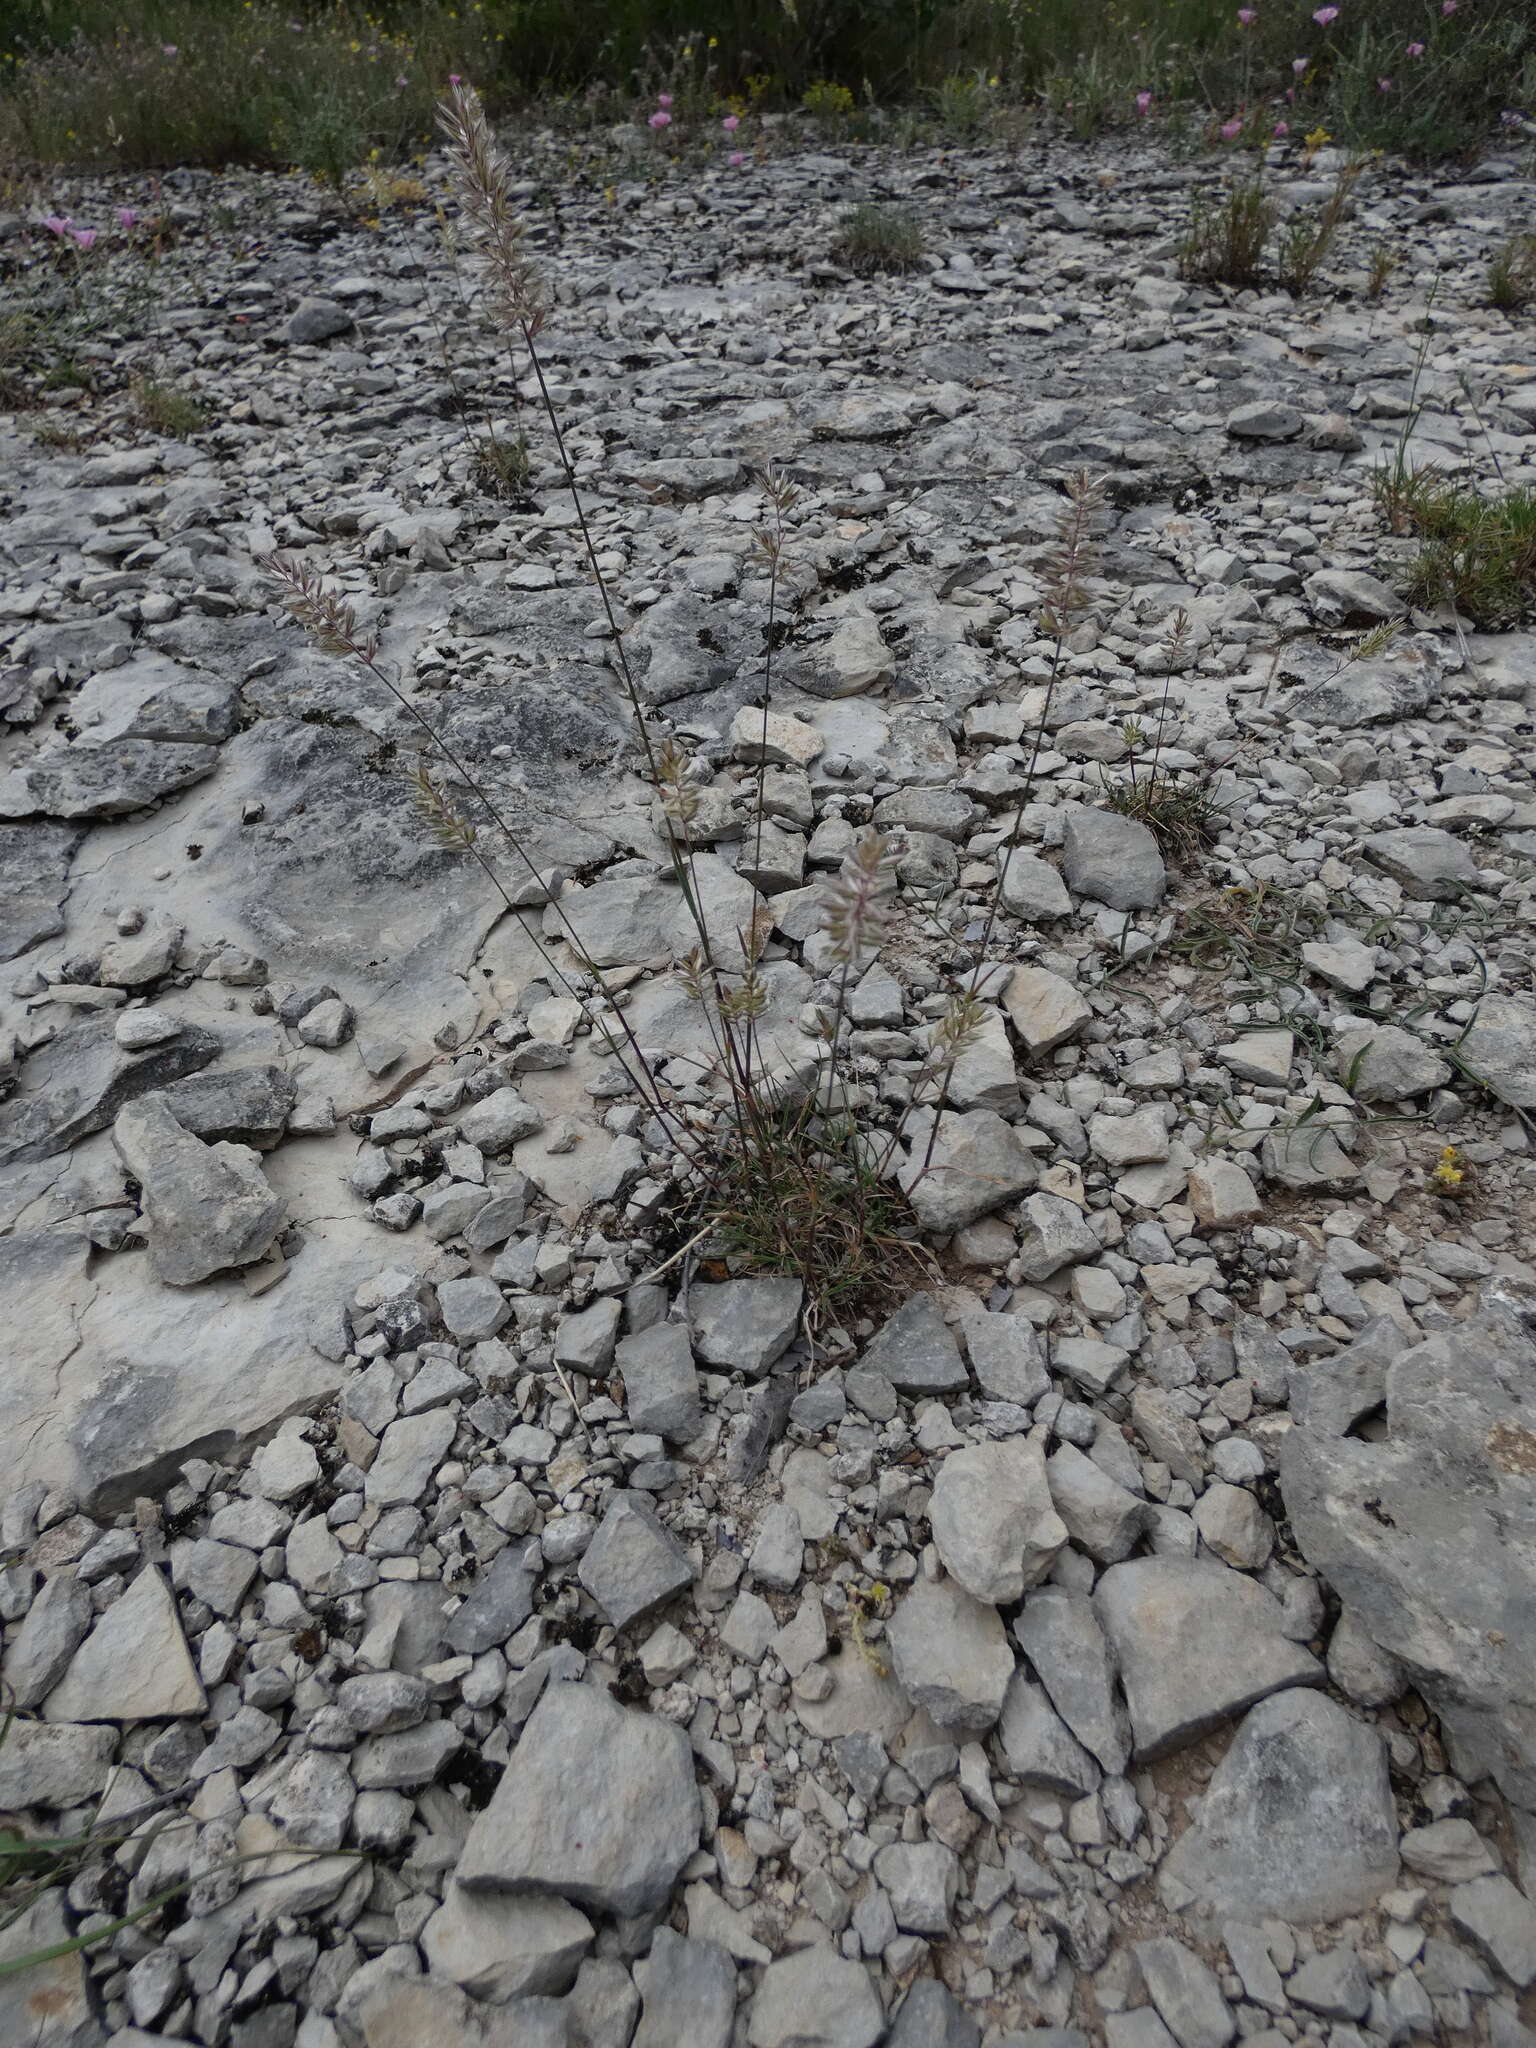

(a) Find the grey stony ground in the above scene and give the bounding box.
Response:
[3,122,1536,2048]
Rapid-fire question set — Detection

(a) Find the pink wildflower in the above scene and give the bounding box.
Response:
[1274,119,1290,135]
[729,150,746,166]
[1237,8,1256,22]
[722,113,739,131]
[1407,39,1425,54]
[41,214,71,235]
[657,92,673,108]
[1313,6,1339,25]
[649,109,672,129]
[162,44,177,56]
[1293,55,1310,73]
[1378,75,1393,90]
[1442,0,1456,13]
[1221,116,1244,139]
[116,207,138,230]
[1136,89,1153,113]
[71,228,97,250]
[448,72,462,85]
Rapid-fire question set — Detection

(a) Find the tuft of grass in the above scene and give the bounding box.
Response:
[1487,234,1536,313]
[471,427,533,500]
[1275,159,1363,296]
[131,375,206,438]
[1365,242,1400,299]
[1103,765,1224,863]
[1178,175,1274,289]
[829,203,926,276]
[699,1102,933,1336]
[1384,473,1536,630]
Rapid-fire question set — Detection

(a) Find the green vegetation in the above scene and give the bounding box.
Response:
[1487,233,1536,312]
[0,0,1530,174]
[1382,471,1536,629]
[131,372,206,437]
[1178,174,1274,289]
[829,203,927,276]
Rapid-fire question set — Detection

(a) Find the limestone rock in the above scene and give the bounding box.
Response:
[44,1567,205,1722]
[457,1680,700,1916]
[1161,1688,1399,1922]
[112,1096,285,1286]
[929,1435,1067,1604]
[886,1573,1014,1735]
[1094,1556,1321,1758]
[1281,1286,1536,1808]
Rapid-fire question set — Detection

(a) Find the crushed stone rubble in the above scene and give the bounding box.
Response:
[2,123,1536,2048]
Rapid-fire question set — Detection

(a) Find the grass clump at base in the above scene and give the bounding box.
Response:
[131,374,206,438]
[471,428,533,500]
[1487,235,1536,313]
[1383,472,1536,630]
[829,204,927,276]
[1103,768,1223,864]
[1178,175,1274,289]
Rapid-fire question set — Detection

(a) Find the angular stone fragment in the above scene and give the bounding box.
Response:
[1161,1687,1398,1921]
[367,1412,456,1507]
[689,1278,803,1374]
[747,1948,885,2048]
[0,1721,116,1808]
[1335,1023,1450,1101]
[1047,1445,1146,1563]
[998,1673,1100,1796]
[1281,1288,1536,1808]
[44,1567,204,1722]
[1094,1556,1321,1758]
[1456,994,1536,1109]
[874,1841,960,1936]
[860,1293,967,1394]
[1134,1937,1234,2048]
[1005,966,1090,1054]
[1227,401,1303,441]
[898,1108,1037,1232]
[886,1978,982,2048]
[930,1435,1067,1604]
[1013,1191,1099,1283]
[1013,1587,1131,1776]
[1186,1160,1262,1229]
[958,1308,1050,1406]
[1305,567,1401,624]
[112,1096,284,1285]
[0,1891,99,2048]
[1363,826,1480,901]
[421,1883,593,2001]
[1130,1387,1205,1485]
[2,1572,93,1710]
[886,1574,1013,1735]
[457,1681,700,1916]
[999,853,1072,923]
[1450,1876,1536,1988]
[578,1492,695,1630]
[1062,810,1167,911]
[634,1927,737,2048]
[617,1321,703,1441]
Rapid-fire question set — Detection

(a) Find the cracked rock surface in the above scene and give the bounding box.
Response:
[2,121,1536,2048]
